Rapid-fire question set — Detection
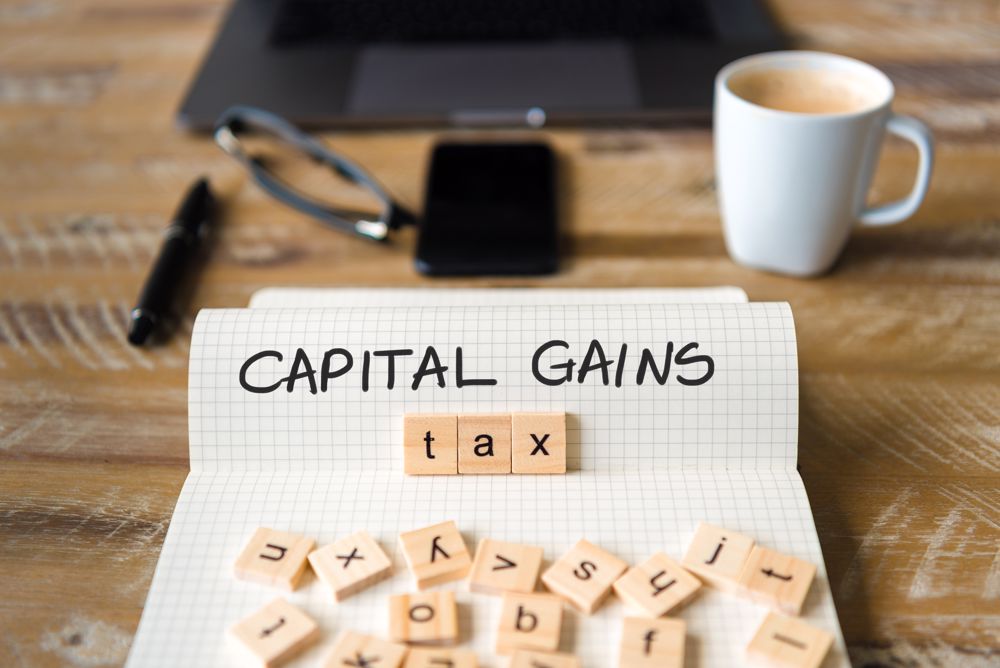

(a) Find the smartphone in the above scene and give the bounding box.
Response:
[416,142,557,276]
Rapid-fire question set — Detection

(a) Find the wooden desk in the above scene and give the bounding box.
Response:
[1,1,997,665]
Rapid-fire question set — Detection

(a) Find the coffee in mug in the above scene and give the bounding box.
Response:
[714,51,934,276]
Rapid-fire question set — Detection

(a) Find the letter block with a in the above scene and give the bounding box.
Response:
[389,591,458,645]
[308,530,392,602]
[322,631,408,668]
[738,546,817,616]
[618,617,685,668]
[613,552,702,617]
[404,648,478,668]
[404,414,458,475]
[681,522,755,592]
[512,412,567,474]
[496,592,563,655]
[458,414,512,474]
[541,539,628,614]
[747,612,833,668]
[510,650,581,668]
[233,527,315,591]
[229,597,319,668]
[399,520,472,589]
[469,538,544,595]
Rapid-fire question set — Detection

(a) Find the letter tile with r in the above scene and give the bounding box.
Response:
[496,592,563,655]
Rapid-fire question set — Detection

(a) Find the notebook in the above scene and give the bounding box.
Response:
[126,289,848,667]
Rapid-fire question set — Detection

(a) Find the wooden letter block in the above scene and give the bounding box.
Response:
[681,522,755,592]
[308,530,393,602]
[229,598,320,668]
[458,414,512,474]
[512,412,567,474]
[404,648,478,668]
[510,650,580,668]
[747,612,833,668]
[496,592,563,655]
[234,528,315,591]
[404,414,458,475]
[323,630,408,668]
[541,539,628,613]
[612,552,702,617]
[618,617,685,668]
[469,538,544,595]
[738,546,817,616]
[399,521,472,589]
[389,591,458,645]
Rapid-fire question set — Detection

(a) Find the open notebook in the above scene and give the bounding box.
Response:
[126,289,848,667]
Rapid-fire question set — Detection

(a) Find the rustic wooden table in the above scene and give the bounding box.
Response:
[1,0,997,666]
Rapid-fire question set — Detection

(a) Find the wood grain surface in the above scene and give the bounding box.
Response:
[1,0,998,666]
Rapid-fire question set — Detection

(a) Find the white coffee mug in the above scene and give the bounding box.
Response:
[714,51,933,276]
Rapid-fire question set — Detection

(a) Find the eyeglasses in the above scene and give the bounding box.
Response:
[214,106,416,241]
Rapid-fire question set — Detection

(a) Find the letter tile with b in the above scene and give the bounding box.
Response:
[496,592,564,655]
[233,527,315,591]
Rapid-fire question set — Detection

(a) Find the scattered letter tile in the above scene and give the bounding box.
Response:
[404,414,458,475]
[738,546,817,616]
[512,412,567,474]
[469,538,544,595]
[229,597,320,667]
[613,552,702,617]
[495,592,563,655]
[234,528,315,591]
[404,647,478,668]
[322,630,408,668]
[399,521,472,589]
[458,414,512,474]
[389,591,458,645]
[308,531,393,602]
[618,616,685,668]
[541,539,628,613]
[510,650,580,668]
[681,523,755,592]
[747,612,833,668]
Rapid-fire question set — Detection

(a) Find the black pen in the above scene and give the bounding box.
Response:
[128,178,215,345]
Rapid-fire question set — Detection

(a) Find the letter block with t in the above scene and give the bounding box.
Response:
[747,612,833,668]
[389,591,458,645]
[613,552,702,617]
[458,414,512,474]
[541,539,628,614]
[233,528,315,591]
[681,522,755,593]
[229,597,319,668]
[512,412,567,474]
[404,414,458,475]
[322,631,408,668]
[619,617,685,668]
[737,546,817,616]
[404,648,479,667]
[308,530,392,602]
[399,520,472,589]
[496,592,563,654]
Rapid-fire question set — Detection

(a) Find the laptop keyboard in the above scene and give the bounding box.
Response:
[269,0,716,46]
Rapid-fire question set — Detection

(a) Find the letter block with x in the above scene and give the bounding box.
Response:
[234,528,315,591]
[309,531,393,602]
[511,412,567,474]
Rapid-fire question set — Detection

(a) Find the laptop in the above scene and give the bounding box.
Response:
[178,0,783,130]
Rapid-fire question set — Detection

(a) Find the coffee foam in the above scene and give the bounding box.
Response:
[728,67,880,115]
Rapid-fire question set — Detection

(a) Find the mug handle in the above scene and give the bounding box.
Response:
[859,114,934,226]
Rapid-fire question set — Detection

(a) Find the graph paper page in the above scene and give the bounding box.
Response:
[128,301,849,667]
[189,303,796,472]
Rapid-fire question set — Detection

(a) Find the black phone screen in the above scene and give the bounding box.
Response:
[416,143,557,276]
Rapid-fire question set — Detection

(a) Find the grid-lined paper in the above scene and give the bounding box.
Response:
[127,298,848,668]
